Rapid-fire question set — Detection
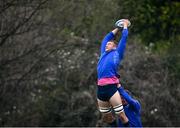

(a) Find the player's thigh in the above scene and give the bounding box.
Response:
[97,99,112,115]
[109,91,125,116]
[109,91,122,107]
[97,98,111,108]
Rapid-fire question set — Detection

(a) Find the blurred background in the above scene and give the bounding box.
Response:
[0,0,179,127]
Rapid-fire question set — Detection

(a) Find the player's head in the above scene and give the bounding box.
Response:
[105,40,117,52]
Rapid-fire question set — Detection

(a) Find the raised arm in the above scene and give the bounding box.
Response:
[117,21,129,60]
[100,28,119,55]
[118,86,141,114]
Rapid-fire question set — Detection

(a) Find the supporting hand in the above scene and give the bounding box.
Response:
[117,83,122,88]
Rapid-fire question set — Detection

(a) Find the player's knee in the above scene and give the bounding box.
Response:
[99,107,112,114]
[113,104,124,115]
[99,107,113,123]
[113,104,127,121]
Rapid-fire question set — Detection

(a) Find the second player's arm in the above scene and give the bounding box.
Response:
[118,86,141,114]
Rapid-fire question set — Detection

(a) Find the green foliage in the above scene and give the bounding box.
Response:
[118,0,180,44]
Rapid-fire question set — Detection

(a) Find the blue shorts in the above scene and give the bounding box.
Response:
[97,84,118,102]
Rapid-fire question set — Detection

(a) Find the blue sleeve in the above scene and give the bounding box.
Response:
[100,32,115,55]
[117,29,128,60]
[118,86,141,113]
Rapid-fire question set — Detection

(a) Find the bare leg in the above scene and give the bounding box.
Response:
[109,91,129,124]
[97,99,116,124]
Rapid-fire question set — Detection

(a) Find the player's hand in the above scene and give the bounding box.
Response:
[123,19,129,28]
[117,83,121,88]
[115,19,131,28]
